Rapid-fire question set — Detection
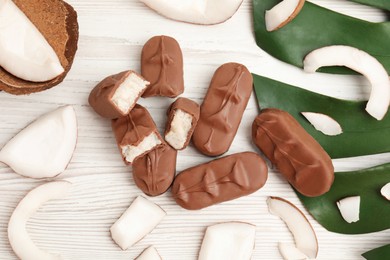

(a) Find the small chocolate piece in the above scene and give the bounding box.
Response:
[88,71,149,119]
[112,104,164,165]
[165,97,200,150]
[252,109,334,197]
[141,35,184,97]
[192,63,253,156]
[132,144,177,196]
[171,152,268,210]
[0,0,79,95]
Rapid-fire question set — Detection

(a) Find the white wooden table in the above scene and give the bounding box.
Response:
[0,0,389,259]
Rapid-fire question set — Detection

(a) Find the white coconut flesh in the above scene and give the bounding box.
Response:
[140,0,244,25]
[301,112,343,136]
[278,243,310,260]
[111,73,149,115]
[0,0,64,82]
[0,106,78,179]
[304,45,390,121]
[265,0,305,31]
[337,196,360,223]
[165,109,193,150]
[136,246,162,260]
[267,197,318,259]
[110,196,166,250]
[8,181,72,260]
[198,222,256,260]
[121,132,162,164]
[381,183,390,201]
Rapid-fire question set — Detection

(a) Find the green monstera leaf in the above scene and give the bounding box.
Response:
[363,244,390,259]
[253,73,390,158]
[253,0,390,74]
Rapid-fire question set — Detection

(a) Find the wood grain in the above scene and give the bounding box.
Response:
[0,0,389,259]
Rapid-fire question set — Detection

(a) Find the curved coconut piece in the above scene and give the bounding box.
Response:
[301,112,343,136]
[337,196,360,223]
[278,243,310,260]
[0,0,64,82]
[381,183,390,201]
[140,0,243,25]
[0,106,77,179]
[267,197,318,259]
[265,0,305,31]
[198,222,256,260]
[136,246,162,260]
[304,46,390,120]
[8,181,72,260]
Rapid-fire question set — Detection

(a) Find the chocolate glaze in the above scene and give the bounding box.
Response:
[172,152,268,210]
[252,109,334,197]
[88,71,147,119]
[192,63,253,156]
[141,35,184,98]
[133,144,177,196]
[112,104,164,165]
[165,97,200,150]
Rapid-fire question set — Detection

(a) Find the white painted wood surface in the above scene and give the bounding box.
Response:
[0,0,389,259]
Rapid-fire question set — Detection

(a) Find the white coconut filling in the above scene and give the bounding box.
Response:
[265,0,303,31]
[198,222,256,260]
[165,109,193,149]
[140,0,243,25]
[110,196,166,250]
[0,0,64,82]
[111,73,149,114]
[121,132,162,164]
[337,196,360,223]
[8,181,71,260]
[136,246,162,260]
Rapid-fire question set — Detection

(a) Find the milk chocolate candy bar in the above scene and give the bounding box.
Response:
[192,63,253,156]
[172,152,268,210]
[165,97,200,150]
[132,144,177,196]
[141,35,184,98]
[252,109,334,197]
[112,104,164,165]
[89,71,149,119]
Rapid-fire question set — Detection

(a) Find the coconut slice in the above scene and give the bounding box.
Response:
[278,243,310,260]
[265,0,305,31]
[0,106,77,179]
[301,112,343,136]
[267,197,318,259]
[110,196,166,250]
[140,0,243,25]
[337,196,360,223]
[8,181,71,260]
[380,183,390,200]
[0,0,64,82]
[198,222,256,260]
[303,46,390,120]
[136,246,162,260]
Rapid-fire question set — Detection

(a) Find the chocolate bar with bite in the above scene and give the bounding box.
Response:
[89,71,149,119]
[112,104,163,165]
[165,97,200,150]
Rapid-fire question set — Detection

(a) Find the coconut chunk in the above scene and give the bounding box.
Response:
[8,181,71,260]
[267,197,318,259]
[278,243,310,260]
[140,0,243,25]
[0,0,64,82]
[165,109,193,149]
[301,112,342,136]
[111,72,149,114]
[0,106,77,179]
[198,222,256,260]
[337,196,360,223]
[265,0,305,31]
[121,132,162,164]
[304,45,390,120]
[110,196,166,250]
[136,246,162,260]
[381,183,390,201]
